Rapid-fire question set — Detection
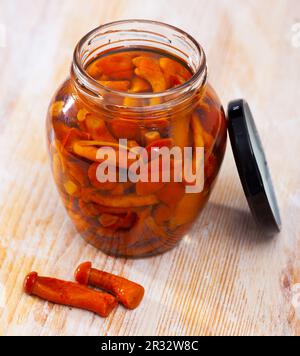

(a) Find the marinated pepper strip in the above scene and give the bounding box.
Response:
[72,140,137,169]
[99,81,131,91]
[169,191,209,230]
[75,262,145,310]
[64,180,81,197]
[129,76,152,93]
[82,188,159,208]
[133,57,167,92]
[50,101,64,118]
[24,272,118,318]
[144,131,161,145]
[99,212,137,231]
[66,159,90,187]
[61,128,91,152]
[109,119,141,141]
[86,61,103,80]
[84,115,117,142]
[159,57,192,87]
[79,199,103,218]
[93,53,134,80]
[192,113,215,149]
[171,113,192,151]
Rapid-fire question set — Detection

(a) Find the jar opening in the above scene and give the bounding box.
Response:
[72,20,207,109]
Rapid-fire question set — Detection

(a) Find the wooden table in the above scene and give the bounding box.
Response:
[0,0,299,336]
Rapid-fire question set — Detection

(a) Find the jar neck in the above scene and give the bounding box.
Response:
[71,20,207,117]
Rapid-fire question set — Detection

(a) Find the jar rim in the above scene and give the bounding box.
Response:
[72,19,207,104]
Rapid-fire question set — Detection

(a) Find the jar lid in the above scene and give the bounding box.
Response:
[227,99,282,234]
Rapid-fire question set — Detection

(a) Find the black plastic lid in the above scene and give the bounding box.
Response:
[227,99,282,235]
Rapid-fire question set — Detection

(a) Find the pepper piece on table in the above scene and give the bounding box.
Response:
[75,262,145,310]
[24,272,118,318]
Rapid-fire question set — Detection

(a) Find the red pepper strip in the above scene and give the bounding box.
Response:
[24,272,117,318]
[75,262,145,310]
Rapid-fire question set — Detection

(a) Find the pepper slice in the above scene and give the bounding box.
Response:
[84,115,116,142]
[72,140,137,169]
[159,57,192,87]
[99,81,131,91]
[133,57,167,92]
[92,53,134,80]
[169,191,209,230]
[109,119,141,141]
[82,188,159,208]
[129,76,152,93]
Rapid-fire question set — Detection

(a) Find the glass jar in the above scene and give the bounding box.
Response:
[46,20,227,258]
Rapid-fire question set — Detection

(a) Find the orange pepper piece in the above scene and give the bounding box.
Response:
[75,262,144,309]
[84,115,116,142]
[50,101,64,118]
[79,199,103,218]
[82,188,159,208]
[170,110,193,153]
[95,53,134,80]
[52,153,63,185]
[109,119,140,141]
[24,272,117,318]
[144,131,161,146]
[159,57,192,87]
[123,97,141,107]
[191,113,215,149]
[64,180,81,197]
[156,182,185,207]
[169,191,209,230]
[99,81,130,91]
[61,128,91,152]
[66,160,89,187]
[191,113,205,148]
[86,61,103,80]
[99,214,120,228]
[72,141,136,169]
[100,212,137,231]
[129,76,152,93]
[133,57,167,92]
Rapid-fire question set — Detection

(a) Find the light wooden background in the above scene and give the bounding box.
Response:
[0,0,299,336]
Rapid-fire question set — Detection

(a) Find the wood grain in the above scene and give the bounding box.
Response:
[0,0,299,336]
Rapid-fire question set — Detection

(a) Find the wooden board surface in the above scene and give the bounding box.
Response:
[0,0,300,336]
